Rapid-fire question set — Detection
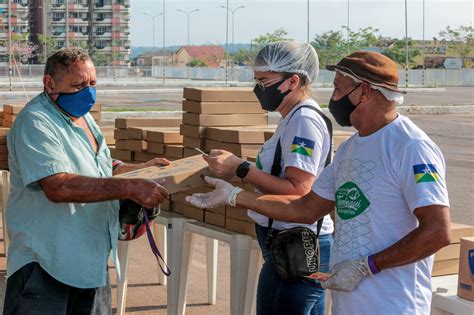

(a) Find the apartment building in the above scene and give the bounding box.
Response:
[0,0,29,63]
[1,0,131,65]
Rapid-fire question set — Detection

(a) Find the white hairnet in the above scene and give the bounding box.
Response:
[252,41,319,83]
[338,70,405,106]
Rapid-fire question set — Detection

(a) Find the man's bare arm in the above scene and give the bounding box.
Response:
[40,173,167,209]
[374,205,451,270]
[236,190,335,224]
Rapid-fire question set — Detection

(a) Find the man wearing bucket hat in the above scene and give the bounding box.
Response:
[186,51,451,314]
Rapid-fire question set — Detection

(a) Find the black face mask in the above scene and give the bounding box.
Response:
[328,84,361,127]
[253,79,291,112]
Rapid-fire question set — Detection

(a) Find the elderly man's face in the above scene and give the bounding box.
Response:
[331,72,360,103]
[44,59,97,101]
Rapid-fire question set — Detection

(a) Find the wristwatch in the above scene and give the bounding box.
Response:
[236,161,251,179]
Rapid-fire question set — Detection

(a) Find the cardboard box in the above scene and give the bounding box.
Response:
[4,113,16,124]
[164,145,184,159]
[457,237,474,301]
[205,211,226,227]
[0,152,8,161]
[183,113,268,127]
[170,192,188,204]
[125,140,147,152]
[451,223,474,243]
[90,111,101,121]
[115,118,182,129]
[183,87,258,102]
[134,151,160,163]
[127,127,150,140]
[147,142,165,155]
[146,128,182,144]
[109,148,133,162]
[0,160,8,170]
[226,206,253,223]
[3,104,23,114]
[205,139,261,158]
[180,124,207,138]
[432,259,459,277]
[115,155,211,194]
[0,144,8,154]
[104,133,115,146]
[183,186,213,195]
[182,100,265,114]
[115,140,128,150]
[435,243,461,261]
[183,136,206,149]
[183,147,201,157]
[90,103,101,112]
[0,128,9,137]
[206,126,275,144]
[160,198,170,211]
[225,217,257,238]
[170,201,184,214]
[177,202,205,221]
[114,129,129,140]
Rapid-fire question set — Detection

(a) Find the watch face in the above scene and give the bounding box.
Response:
[237,161,250,178]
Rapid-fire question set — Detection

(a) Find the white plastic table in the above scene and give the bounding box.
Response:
[176,220,262,315]
[431,274,474,315]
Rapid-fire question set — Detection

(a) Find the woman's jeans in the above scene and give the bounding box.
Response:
[255,224,333,315]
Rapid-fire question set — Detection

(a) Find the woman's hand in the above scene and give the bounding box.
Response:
[203,149,244,180]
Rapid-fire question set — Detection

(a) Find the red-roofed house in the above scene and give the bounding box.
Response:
[173,45,225,68]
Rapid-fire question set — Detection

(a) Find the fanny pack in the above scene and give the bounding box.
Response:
[266,104,332,281]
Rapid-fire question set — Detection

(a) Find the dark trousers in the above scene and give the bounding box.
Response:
[255,224,333,315]
[4,262,111,315]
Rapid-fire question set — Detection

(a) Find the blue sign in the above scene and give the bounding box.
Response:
[469,249,474,276]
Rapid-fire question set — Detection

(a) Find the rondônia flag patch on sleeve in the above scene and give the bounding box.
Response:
[291,136,315,157]
[413,163,440,183]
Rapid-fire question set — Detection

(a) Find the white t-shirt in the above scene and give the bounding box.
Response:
[313,114,449,315]
[248,99,334,235]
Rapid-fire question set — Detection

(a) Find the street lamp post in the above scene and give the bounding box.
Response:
[177,8,199,46]
[162,0,166,84]
[422,0,425,86]
[221,5,245,70]
[404,0,409,87]
[307,0,310,43]
[144,12,163,77]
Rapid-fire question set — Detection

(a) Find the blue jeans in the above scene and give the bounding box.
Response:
[255,224,333,315]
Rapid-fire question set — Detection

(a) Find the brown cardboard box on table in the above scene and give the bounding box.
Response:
[109,148,133,162]
[205,125,276,144]
[182,100,264,114]
[433,223,474,277]
[225,217,256,238]
[147,142,165,155]
[205,212,226,227]
[183,137,206,149]
[183,87,257,102]
[457,237,474,301]
[115,155,210,194]
[180,124,207,138]
[114,129,129,140]
[146,128,182,144]
[204,139,261,158]
[115,118,182,129]
[3,104,24,115]
[183,113,268,127]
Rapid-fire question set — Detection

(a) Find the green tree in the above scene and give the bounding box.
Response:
[37,34,58,63]
[187,58,207,67]
[11,33,37,64]
[311,30,347,68]
[344,26,382,51]
[90,50,111,66]
[382,38,420,68]
[439,25,474,68]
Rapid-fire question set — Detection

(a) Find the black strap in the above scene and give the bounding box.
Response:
[267,105,333,244]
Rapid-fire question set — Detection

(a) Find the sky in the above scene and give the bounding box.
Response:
[131,0,473,47]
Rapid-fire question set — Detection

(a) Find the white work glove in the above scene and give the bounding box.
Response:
[321,257,373,291]
[185,176,243,208]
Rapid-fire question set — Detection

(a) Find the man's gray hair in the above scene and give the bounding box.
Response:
[44,48,91,79]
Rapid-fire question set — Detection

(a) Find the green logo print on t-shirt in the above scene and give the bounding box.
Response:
[335,181,371,220]
[256,154,263,170]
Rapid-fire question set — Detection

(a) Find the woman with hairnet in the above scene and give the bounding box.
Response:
[202,41,333,314]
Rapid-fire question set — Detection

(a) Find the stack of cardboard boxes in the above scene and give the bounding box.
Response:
[3,104,23,128]
[0,127,8,170]
[111,118,182,163]
[432,223,474,276]
[180,87,268,158]
[90,103,101,122]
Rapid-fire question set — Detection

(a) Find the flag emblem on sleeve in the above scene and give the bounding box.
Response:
[291,136,315,157]
[413,164,439,183]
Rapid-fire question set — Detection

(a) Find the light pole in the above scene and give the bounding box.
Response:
[422,0,425,86]
[162,0,166,84]
[404,0,409,87]
[177,9,199,46]
[307,0,309,43]
[221,4,245,69]
[143,12,163,53]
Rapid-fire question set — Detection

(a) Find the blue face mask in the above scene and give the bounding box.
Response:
[55,86,97,118]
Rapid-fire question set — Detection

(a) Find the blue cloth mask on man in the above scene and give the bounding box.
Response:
[56,86,97,118]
